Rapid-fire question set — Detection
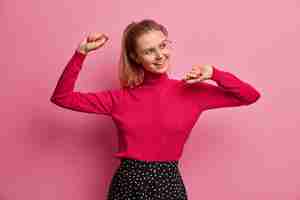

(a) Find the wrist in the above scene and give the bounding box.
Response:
[76,46,88,55]
[207,65,214,79]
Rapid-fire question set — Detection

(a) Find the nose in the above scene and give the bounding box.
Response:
[155,50,164,60]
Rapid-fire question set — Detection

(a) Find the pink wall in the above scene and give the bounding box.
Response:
[1,0,300,199]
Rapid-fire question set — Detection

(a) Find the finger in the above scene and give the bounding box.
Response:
[95,33,109,42]
[95,40,105,48]
[185,75,206,83]
[182,76,190,81]
[88,33,104,42]
[191,67,198,72]
[101,36,109,44]
[87,32,97,42]
[192,65,200,71]
[184,72,198,80]
[87,34,94,42]
[188,71,199,78]
[96,36,108,45]
[182,75,195,82]
[192,68,202,75]
[186,78,202,84]
[95,33,106,42]
[94,32,104,40]
[96,37,109,48]
[80,37,88,45]
[183,74,193,80]
[182,75,192,81]
[185,79,199,84]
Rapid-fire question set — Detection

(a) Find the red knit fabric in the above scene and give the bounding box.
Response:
[50,50,261,161]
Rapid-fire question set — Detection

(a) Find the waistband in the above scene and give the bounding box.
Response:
[120,157,179,169]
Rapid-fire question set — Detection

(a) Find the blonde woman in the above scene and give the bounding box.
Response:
[50,19,261,200]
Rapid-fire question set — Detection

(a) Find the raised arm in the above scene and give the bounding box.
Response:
[50,33,120,116]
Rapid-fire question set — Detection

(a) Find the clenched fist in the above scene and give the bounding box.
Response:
[77,32,109,55]
[182,64,214,84]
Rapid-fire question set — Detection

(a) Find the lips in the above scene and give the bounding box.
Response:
[154,58,167,65]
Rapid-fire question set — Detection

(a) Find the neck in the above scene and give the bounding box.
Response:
[143,69,169,85]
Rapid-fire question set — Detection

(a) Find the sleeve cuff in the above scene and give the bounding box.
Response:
[211,65,222,81]
[74,50,87,60]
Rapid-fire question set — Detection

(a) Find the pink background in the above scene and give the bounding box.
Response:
[1,0,300,199]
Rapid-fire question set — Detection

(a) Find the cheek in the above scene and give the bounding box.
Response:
[164,50,171,58]
[142,57,154,64]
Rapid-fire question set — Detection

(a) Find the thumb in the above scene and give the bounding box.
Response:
[99,36,108,43]
[185,74,206,84]
[95,37,108,48]
[196,73,208,81]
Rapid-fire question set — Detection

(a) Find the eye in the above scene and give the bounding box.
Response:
[144,49,155,55]
[160,43,166,49]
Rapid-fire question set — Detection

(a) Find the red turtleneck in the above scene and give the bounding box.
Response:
[50,50,261,162]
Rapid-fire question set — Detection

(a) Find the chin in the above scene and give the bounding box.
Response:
[151,62,169,73]
[151,67,168,74]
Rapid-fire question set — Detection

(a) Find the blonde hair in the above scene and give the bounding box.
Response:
[118,19,169,89]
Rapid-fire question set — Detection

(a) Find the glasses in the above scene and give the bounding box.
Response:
[141,39,173,57]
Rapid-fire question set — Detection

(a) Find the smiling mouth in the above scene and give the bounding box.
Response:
[154,62,165,68]
[154,58,167,66]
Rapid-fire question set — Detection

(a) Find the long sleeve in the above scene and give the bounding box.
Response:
[50,50,120,116]
[187,65,261,111]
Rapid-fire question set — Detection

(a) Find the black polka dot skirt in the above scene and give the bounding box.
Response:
[107,158,188,200]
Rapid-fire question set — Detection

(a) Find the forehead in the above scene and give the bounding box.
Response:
[136,30,166,50]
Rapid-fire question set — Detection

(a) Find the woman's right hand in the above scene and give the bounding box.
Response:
[76,32,109,55]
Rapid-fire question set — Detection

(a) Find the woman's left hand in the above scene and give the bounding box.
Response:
[182,64,214,84]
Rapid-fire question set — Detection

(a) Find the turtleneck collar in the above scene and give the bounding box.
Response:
[142,68,169,85]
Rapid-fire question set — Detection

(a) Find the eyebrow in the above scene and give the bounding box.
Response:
[143,39,168,51]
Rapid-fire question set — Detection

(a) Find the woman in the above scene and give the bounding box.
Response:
[50,19,261,200]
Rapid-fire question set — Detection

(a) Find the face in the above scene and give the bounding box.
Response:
[132,30,172,74]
